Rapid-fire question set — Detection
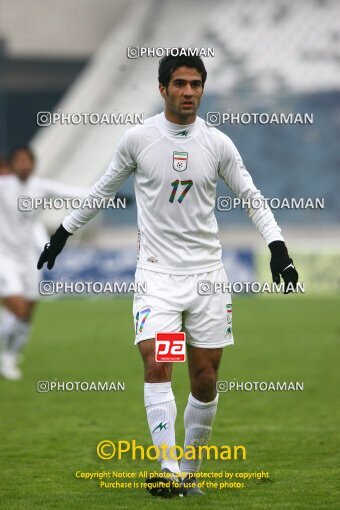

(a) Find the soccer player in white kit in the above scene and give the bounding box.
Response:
[0,146,86,380]
[37,54,298,496]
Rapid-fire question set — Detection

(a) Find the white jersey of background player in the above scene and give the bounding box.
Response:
[0,147,86,380]
[38,55,298,497]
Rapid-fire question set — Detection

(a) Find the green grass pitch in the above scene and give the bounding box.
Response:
[1,296,339,509]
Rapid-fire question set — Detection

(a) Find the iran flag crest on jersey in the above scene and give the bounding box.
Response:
[173,151,188,171]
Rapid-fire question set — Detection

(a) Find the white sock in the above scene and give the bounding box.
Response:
[144,382,180,474]
[180,393,219,474]
[0,308,19,352]
[9,320,30,355]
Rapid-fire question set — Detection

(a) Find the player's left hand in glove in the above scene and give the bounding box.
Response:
[37,224,72,270]
[269,240,299,294]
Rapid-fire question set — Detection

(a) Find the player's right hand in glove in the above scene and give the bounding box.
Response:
[268,240,299,294]
[37,224,72,270]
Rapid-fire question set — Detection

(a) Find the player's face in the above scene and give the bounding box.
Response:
[11,151,34,181]
[160,66,204,124]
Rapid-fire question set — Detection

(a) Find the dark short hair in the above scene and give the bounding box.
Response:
[8,146,35,163]
[158,52,207,88]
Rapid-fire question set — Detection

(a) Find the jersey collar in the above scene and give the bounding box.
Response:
[157,111,199,140]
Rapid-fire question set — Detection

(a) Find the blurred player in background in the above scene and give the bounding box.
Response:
[37,54,298,496]
[0,146,86,380]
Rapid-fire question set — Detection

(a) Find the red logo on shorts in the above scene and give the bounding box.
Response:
[155,332,186,362]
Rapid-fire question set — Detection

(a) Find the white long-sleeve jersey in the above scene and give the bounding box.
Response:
[63,112,284,274]
[0,174,86,257]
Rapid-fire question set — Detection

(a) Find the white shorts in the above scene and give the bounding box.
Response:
[133,267,234,349]
[0,252,40,300]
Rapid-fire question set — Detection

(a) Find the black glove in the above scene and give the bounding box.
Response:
[268,240,298,294]
[37,224,72,270]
